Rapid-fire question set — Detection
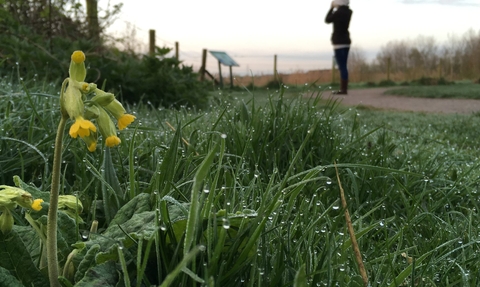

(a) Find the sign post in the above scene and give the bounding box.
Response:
[209,51,239,89]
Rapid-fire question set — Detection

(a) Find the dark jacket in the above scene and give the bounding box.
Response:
[325,6,352,45]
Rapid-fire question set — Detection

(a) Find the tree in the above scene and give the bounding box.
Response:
[86,0,100,40]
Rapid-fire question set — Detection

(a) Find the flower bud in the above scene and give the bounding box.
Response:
[0,209,14,234]
[96,106,121,147]
[69,51,87,82]
[84,105,100,120]
[91,89,115,106]
[58,195,83,222]
[58,195,83,213]
[62,80,85,121]
[0,185,32,209]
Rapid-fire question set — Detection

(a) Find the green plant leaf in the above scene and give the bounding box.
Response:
[184,142,218,255]
[36,211,78,265]
[0,228,49,287]
[74,244,100,283]
[102,147,124,223]
[74,261,119,287]
[293,264,307,287]
[0,266,24,287]
[108,193,151,227]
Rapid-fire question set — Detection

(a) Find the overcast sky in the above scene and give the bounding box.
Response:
[103,0,479,75]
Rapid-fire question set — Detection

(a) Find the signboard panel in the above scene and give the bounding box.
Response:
[209,51,239,67]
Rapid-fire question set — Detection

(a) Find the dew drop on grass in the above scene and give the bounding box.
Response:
[222,218,230,229]
[159,223,167,231]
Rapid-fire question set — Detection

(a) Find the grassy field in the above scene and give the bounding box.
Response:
[2,81,480,286]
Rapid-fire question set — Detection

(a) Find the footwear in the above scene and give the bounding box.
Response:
[332,79,348,95]
[340,78,348,94]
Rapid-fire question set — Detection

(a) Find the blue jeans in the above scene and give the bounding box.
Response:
[334,47,350,80]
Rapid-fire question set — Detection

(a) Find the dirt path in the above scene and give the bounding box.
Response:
[328,88,480,114]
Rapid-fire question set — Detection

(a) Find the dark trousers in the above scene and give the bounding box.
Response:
[334,47,350,80]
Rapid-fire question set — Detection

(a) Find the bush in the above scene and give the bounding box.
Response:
[89,47,210,109]
[378,79,396,87]
[414,76,454,86]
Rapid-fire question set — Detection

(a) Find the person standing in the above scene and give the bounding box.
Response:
[325,0,352,95]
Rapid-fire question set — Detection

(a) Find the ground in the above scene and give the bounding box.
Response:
[329,88,480,114]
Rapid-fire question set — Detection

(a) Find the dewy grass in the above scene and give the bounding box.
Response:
[3,75,480,285]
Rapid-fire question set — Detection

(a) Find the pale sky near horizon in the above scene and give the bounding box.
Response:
[103,0,479,75]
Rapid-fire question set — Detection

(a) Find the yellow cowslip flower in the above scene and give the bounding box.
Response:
[117,114,136,130]
[69,51,87,82]
[96,104,121,147]
[104,99,135,130]
[69,116,97,138]
[31,199,44,211]
[105,136,121,147]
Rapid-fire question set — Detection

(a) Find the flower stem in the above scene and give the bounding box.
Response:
[47,115,68,287]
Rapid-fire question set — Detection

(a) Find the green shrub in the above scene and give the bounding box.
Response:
[413,76,454,86]
[378,79,396,87]
[90,47,210,109]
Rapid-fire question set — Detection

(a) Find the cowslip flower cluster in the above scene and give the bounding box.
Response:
[60,51,135,152]
[0,185,43,233]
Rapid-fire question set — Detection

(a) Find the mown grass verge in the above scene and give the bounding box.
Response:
[384,83,480,99]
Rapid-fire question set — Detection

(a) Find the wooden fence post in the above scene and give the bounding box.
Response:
[149,29,155,56]
[274,54,278,83]
[200,49,207,81]
[218,60,223,88]
[175,41,179,60]
[387,57,391,81]
[438,59,443,79]
[86,0,100,40]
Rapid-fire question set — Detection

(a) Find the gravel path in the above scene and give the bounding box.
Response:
[328,88,480,114]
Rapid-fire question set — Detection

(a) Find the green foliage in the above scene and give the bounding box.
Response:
[413,76,454,86]
[92,47,211,109]
[377,79,396,87]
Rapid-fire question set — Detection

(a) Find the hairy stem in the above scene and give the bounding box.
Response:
[47,115,68,287]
